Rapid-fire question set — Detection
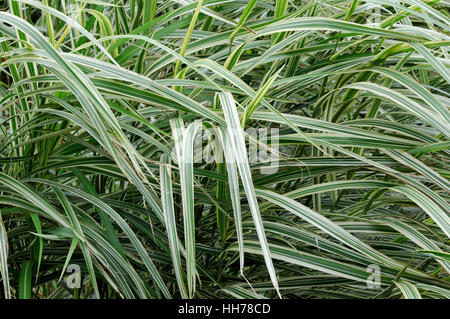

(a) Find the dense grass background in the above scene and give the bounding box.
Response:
[0,0,449,299]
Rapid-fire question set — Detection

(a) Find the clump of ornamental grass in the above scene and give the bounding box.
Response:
[0,0,449,299]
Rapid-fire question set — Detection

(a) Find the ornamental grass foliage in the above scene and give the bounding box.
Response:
[0,0,449,299]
